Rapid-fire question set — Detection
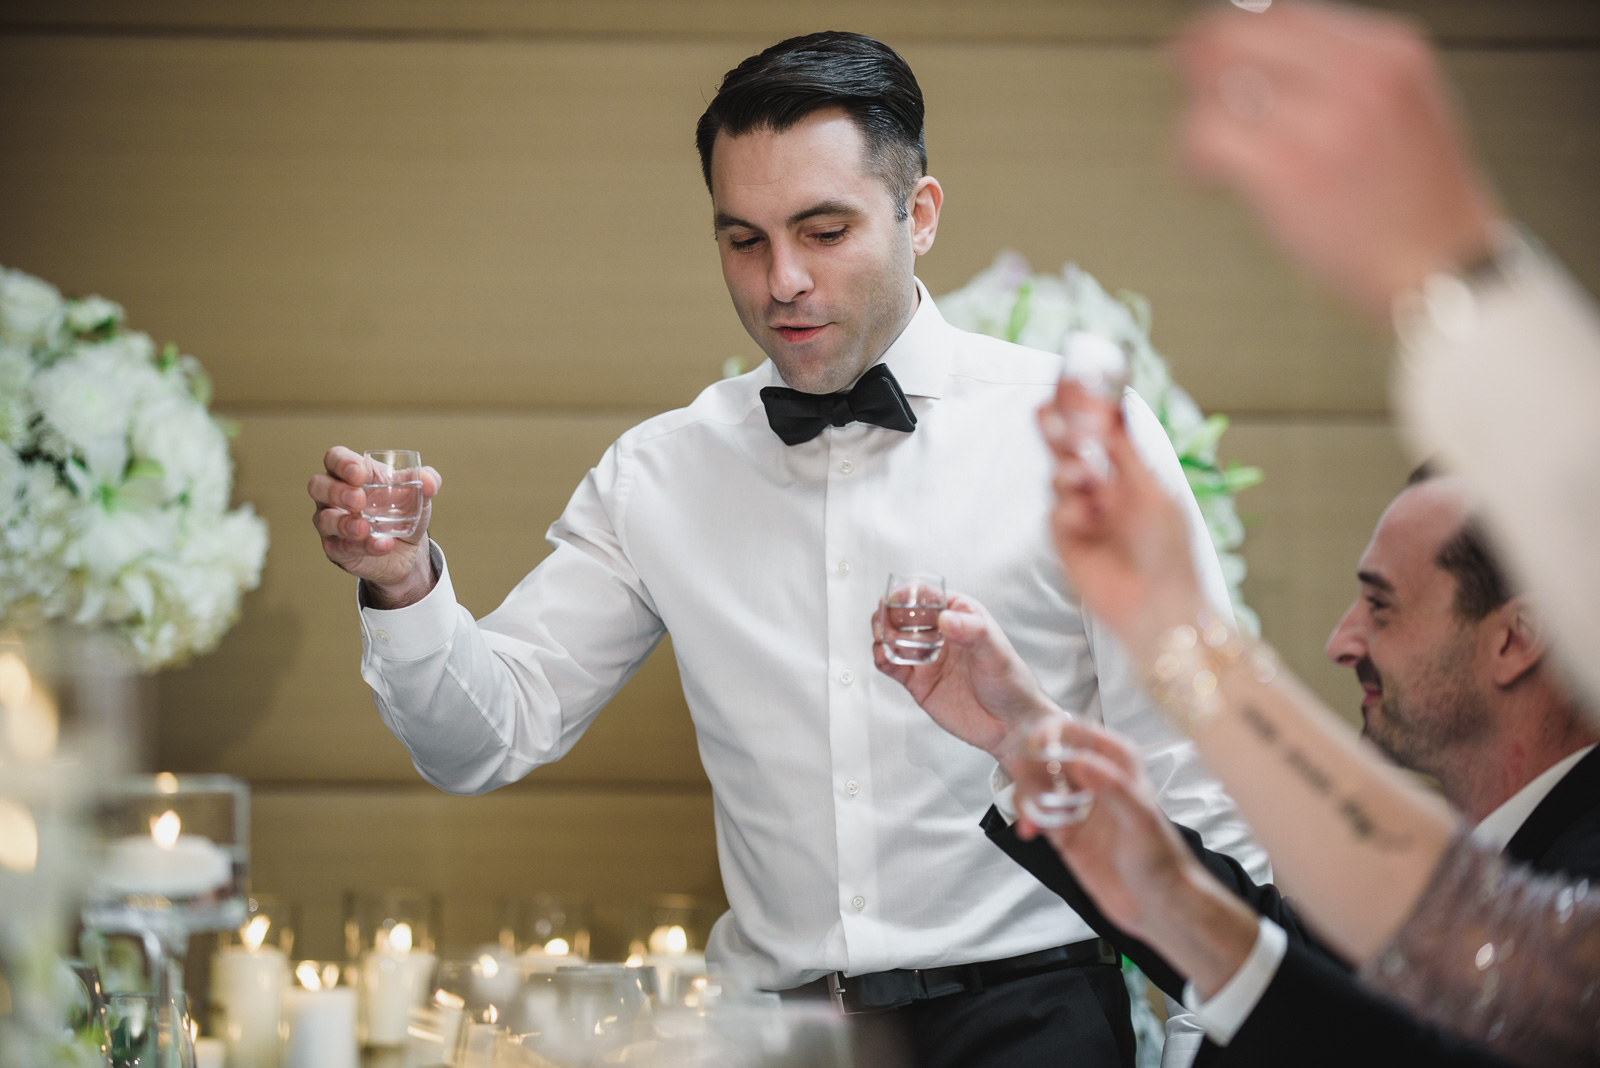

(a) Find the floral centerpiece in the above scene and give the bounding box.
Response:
[0,265,268,671]
[937,252,1263,634]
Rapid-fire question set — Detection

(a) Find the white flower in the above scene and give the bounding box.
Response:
[0,344,31,448]
[63,295,123,335]
[1,269,269,671]
[0,268,64,348]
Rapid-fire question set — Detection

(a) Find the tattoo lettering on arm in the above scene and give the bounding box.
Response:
[1238,703,1416,852]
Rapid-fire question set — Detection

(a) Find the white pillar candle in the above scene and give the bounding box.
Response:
[282,988,358,1068]
[193,1037,226,1068]
[211,945,287,1068]
[360,950,437,1047]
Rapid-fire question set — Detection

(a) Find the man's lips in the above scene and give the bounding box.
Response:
[772,324,827,343]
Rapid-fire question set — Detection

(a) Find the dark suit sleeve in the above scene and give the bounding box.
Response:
[981,806,1516,1068]
[1191,943,1518,1068]
[979,805,1341,995]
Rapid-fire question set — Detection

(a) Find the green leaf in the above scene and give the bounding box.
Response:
[1222,463,1264,493]
[1006,281,1033,344]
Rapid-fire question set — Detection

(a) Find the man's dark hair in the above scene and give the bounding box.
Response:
[695,31,927,221]
[1406,463,1513,621]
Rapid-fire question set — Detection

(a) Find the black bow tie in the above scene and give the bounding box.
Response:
[759,364,918,446]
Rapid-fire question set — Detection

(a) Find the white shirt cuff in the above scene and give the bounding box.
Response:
[1180,916,1287,1046]
[989,763,1018,823]
[358,541,459,661]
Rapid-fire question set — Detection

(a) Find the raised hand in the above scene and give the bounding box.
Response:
[1175,1,1501,320]
[308,445,442,607]
[872,592,1058,758]
[1010,716,1259,996]
[1039,380,1206,661]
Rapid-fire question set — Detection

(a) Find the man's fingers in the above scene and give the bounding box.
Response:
[323,445,367,485]
[309,473,365,511]
[421,466,443,497]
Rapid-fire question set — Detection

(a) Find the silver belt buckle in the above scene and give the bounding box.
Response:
[826,972,855,1015]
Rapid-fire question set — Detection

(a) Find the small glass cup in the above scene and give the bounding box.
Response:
[361,450,424,539]
[1010,717,1095,829]
[880,573,947,666]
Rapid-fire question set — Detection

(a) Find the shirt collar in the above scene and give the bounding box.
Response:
[1472,743,1598,853]
[872,278,954,400]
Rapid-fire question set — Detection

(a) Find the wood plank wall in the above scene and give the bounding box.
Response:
[3,1,1597,961]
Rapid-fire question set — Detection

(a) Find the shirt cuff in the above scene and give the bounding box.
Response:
[990,763,1018,824]
[1180,916,1287,1046]
[358,541,459,661]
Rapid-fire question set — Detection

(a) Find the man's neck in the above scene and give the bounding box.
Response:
[1441,713,1600,823]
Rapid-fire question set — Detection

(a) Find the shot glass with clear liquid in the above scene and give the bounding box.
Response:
[361,449,424,539]
[1011,716,1095,829]
[880,573,947,666]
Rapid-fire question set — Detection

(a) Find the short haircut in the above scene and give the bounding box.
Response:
[1406,463,1514,621]
[695,31,927,222]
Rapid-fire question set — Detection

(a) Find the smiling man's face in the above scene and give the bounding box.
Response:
[1325,478,1493,776]
[710,108,924,395]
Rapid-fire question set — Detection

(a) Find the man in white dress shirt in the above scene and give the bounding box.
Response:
[308,31,1264,1066]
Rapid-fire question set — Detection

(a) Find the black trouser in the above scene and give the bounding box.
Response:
[838,963,1134,1068]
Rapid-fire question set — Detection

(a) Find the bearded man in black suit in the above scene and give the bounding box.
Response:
[878,468,1600,1067]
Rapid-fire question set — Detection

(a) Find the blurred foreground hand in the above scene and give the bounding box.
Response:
[1176,1,1502,320]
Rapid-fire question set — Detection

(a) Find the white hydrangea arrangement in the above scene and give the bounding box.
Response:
[0,265,268,671]
[937,252,1263,634]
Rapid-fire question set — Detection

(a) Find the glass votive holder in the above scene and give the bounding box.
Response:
[495,892,591,965]
[345,890,440,1049]
[90,773,250,913]
[627,895,718,1003]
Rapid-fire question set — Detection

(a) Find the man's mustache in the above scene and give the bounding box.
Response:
[1355,657,1382,693]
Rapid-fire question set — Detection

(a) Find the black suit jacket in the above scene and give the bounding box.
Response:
[984,745,1600,1068]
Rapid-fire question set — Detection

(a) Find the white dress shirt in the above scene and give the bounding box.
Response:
[358,279,1268,990]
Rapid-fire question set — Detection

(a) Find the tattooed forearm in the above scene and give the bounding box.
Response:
[1239,703,1416,851]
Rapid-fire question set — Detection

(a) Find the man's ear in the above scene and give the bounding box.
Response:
[909,175,943,256]
[1489,596,1545,688]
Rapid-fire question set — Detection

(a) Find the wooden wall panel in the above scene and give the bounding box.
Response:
[249,787,723,961]
[155,411,711,787]
[3,0,1596,45]
[1221,419,1415,728]
[3,37,1594,417]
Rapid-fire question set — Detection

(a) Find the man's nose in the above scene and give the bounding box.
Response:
[768,241,812,304]
[1326,601,1366,665]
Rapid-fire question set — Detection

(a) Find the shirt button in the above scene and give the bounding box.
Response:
[845,780,860,796]
[839,460,855,475]
[851,896,866,911]
[837,559,852,576]
[375,629,391,644]
[839,669,855,685]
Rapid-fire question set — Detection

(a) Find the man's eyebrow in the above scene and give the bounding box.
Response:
[1357,570,1395,595]
[713,201,863,233]
[787,200,860,226]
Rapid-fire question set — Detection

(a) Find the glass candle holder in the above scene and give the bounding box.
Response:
[284,961,358,1068]
[345,890,440,1048]
[496,892,591,964]
[627,895,719,1004]
[83,774,250,1068]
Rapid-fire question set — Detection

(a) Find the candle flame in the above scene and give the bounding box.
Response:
[389,922,413,954]
[322,963,341,989]
[649,924,689,956]
[151,810,181,849]
[624,953,644,968]
[295,961,322,991]
[484,1005,498,1025]
[543,938,570,957]
[241,914,271,951]
[0,799,39,873]
[155,772,179,794]
[434,988,465,1010]
[477,953,499,978]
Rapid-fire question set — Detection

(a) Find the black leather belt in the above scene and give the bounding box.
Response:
[781,937,1119,1015]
